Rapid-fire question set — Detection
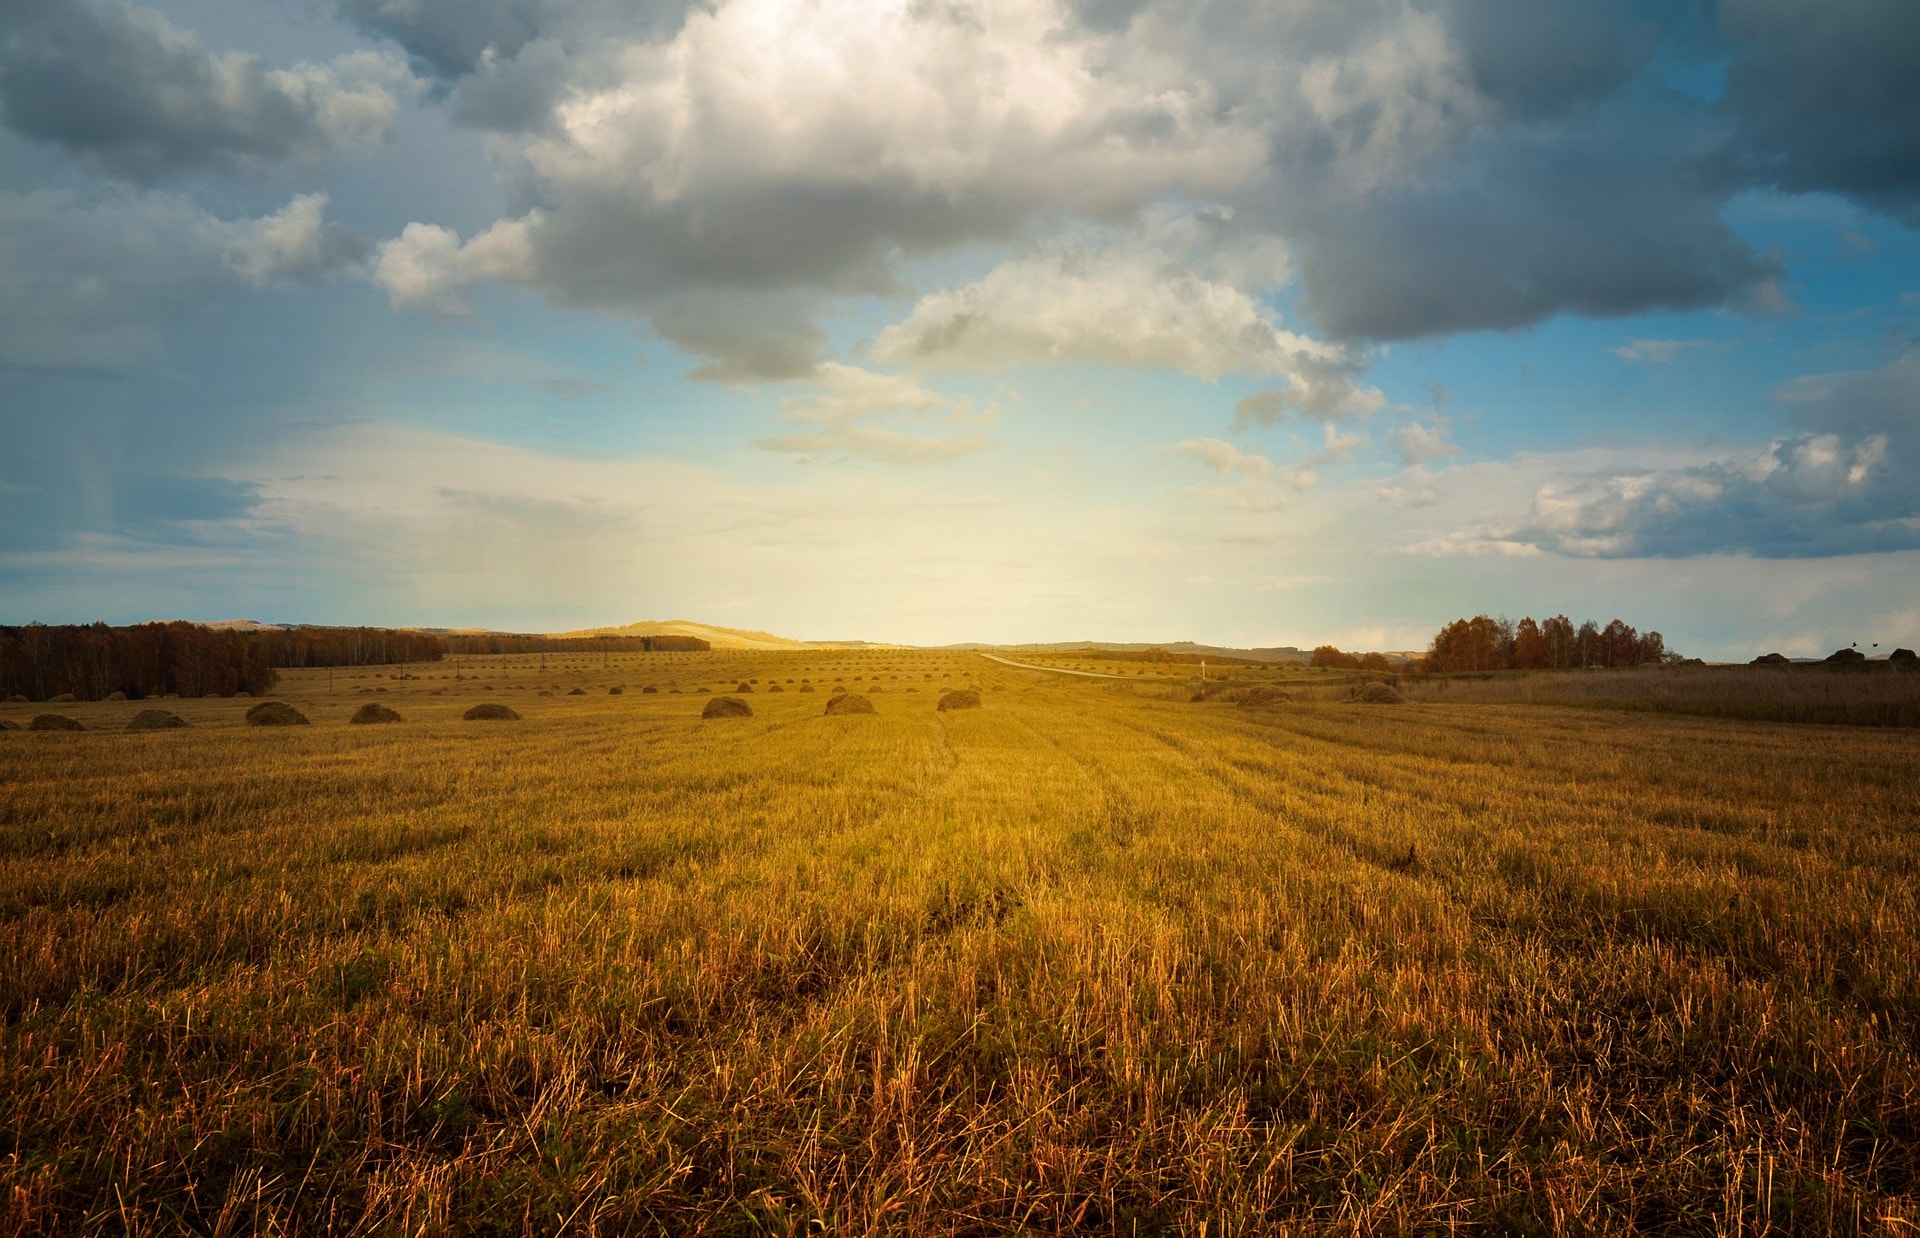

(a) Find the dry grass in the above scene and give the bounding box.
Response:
[1,650,1917,1234]
[1399,664,1920,726]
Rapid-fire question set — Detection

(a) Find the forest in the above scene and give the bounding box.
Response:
[1423,613,1672,671]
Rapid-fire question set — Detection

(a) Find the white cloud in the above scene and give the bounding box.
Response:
[1397,415,1458,465]
[756,363,998,464]
[372,215,541,314]
[1176,436,1316,510]
[876,244,1335,382]
[225,193,369,285]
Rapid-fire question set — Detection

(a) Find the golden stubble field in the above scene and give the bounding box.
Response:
[2,650,1917,1235]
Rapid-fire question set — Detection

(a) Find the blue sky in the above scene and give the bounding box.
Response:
[2,0,1917,656]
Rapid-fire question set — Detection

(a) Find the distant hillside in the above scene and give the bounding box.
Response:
[944,639,1322,665]
[556,620,883,651]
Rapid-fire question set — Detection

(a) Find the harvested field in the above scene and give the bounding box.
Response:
[1,649,1917,1233]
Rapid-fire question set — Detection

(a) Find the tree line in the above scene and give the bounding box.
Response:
[0,623,279,701]
[1425,614,1672,672]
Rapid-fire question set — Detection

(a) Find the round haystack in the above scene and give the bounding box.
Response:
[350,703,404,725]
[937,689,982,712]
[642,685,659,694]
[0,719,18,730]
[798,683,816,693]
[1825,648,1867,666]
[1352,682,1402,704]
[105,691,127,701]
[246,701,309,727]
[29,714,84,731]
[695,687,711,694]
[1890,648,1918,668]
[1236,686,1292,707]
[50,693,76,703]
[464,703,521,721]
[568,687,587,696]
[703,695,753,719]
[767,683,785,692]
[234,691,252,699]
[1751,652,1791,666]
[6,694,26,702]
[609,686,623,695]
[824,693,876,716]
[127,709,190,731]
[735,682,754,693]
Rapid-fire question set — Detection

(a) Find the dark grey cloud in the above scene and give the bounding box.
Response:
[337,0,696,82]
[0,189,368,371]
[1513,352,1920,558]
[0,0,414,179]
[337,0,544,79]
[1720,0,1920,221]
[1292,94,1772,341]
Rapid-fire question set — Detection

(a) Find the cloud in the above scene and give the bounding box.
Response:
[1290,91,1774,340]
[756,363,998,463]
[372,215,540,315]
[371,0,1266,377]
[1407,351,1920,559]
[1611,337,1712,365]
[225,193,371,285]
[1397,416,1459,466]
[0,189,364,370]
[1720,0,1920,223]
[875,240,1330,383]
[0,0,418,178]
[1176,436,1315,510]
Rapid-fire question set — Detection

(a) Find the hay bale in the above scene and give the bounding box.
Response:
[127,709,190,731]
[1236,686,1292,707]
[735,682,754,693]
[1750,652,1791,666]
[703,695,753,719]
[936,689,982,712]
[50,693,76,703]
[608,686,623,695]
[767,684,785,692]
[568,687,587,696]
[1890,648,1918,668]
[105,691,127,701]
[246,701,309,727]
[798,683,816,693]
[29,714,84,731]
[824,693,876,716]
[464,703,521,721]
[350,703,404,725]
[6,694,25,702]
[0,719,16,730]
[695,687,711,694]
[1825,648,1867,665]
[1351,682,1402,704]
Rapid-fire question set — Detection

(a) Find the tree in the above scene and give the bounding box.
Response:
[1311,645,1361,669]
[1512,617,1546,669]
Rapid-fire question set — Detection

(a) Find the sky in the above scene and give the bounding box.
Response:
[1,0,1917,656]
